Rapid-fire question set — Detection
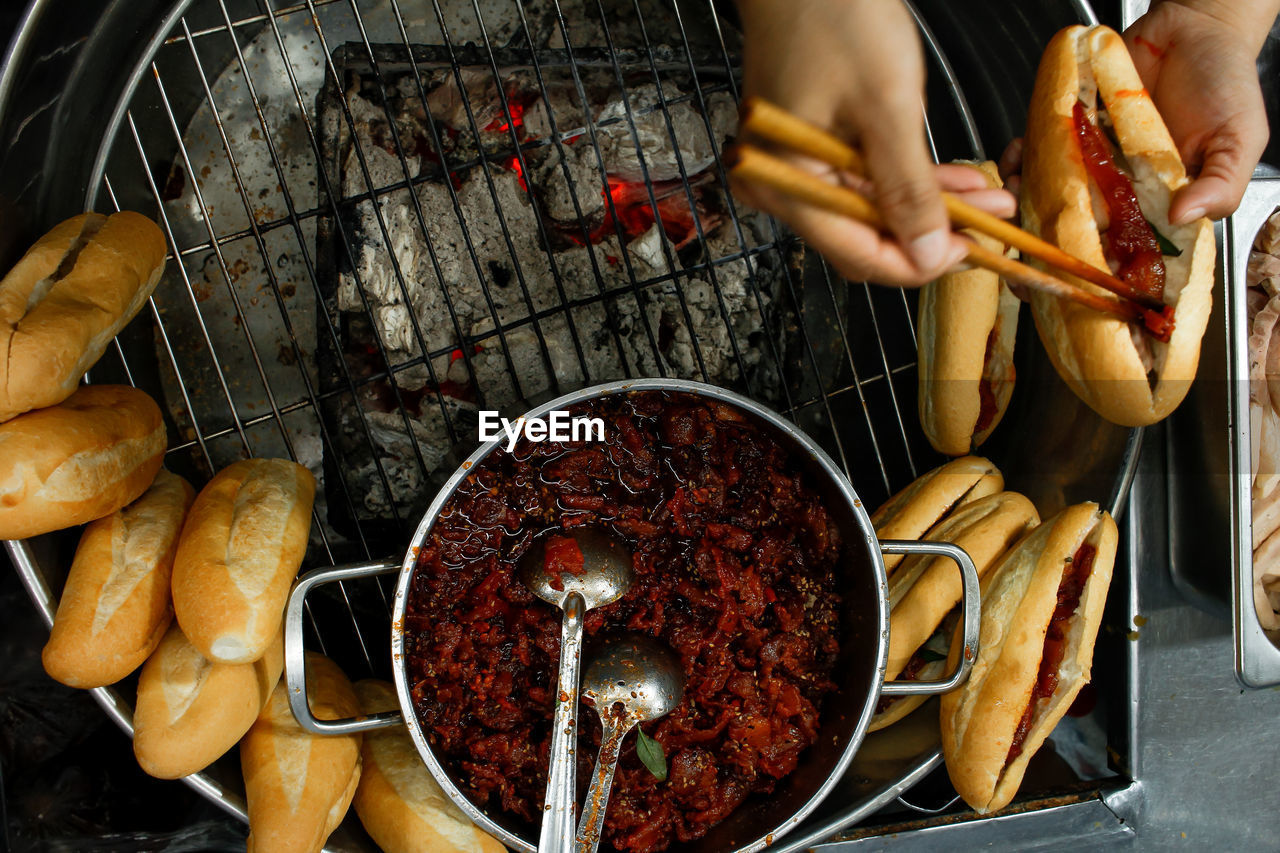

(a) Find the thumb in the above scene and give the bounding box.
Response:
[1171,122,1267,224]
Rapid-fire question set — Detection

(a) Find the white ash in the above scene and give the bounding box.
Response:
[331,69,782,514]
[596,83,737,182]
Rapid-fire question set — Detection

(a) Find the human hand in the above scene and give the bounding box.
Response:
[1124,0,1276,223]
[732,0,1016,287]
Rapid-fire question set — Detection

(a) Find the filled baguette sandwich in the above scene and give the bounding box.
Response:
[1021,25,1214,427]
[42,469,194,688]
[0,384,167,540]
[171,458,315,664]
[353,680,505,853]
[870,491,1040,732]
[133,623,283,779]
[0,211,166,423]
[871,456,1003,573]
[918,161,1021,456]
[241,652,362,853]
[941,502,1118,813]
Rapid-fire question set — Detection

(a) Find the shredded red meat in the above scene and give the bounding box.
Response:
[404,391,843,852]
[1006,543,1097,763]
[1072,101,1165,302]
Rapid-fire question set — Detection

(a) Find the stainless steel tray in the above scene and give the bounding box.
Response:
[1227,179,1280,686]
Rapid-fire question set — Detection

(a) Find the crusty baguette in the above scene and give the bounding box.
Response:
[1022,25,1215,426]
[870,492,1040,732]
[918,162,1020,456]
[42,469,194,688]
[940,502,1118,813]
[242,652,362,853]
[352,680,505,853]
[0,384,167,540]
[171,458,315,664]
[0,211,166,423]
[133,623,283,779]
[871,456,1003,573]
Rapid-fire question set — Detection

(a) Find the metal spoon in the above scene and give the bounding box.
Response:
[519,528,634,853]
[575,634,684,853]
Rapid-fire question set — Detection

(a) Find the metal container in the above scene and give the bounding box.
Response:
[1210,179,1280,686]
[283,377,981,853]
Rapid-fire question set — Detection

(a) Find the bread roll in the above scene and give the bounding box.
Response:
[0,384,167,540]
[870,492,1040,732]
[918,161,1020,456]
[871,456,1003,573]
[171,458,315,664]
[941,503,1117,813]
[133,623,283,779]
[241,652,362,853]
[42,469,194,688]
[352,680,504,853]
[0,211,166,422]
[1022,25,1215,426]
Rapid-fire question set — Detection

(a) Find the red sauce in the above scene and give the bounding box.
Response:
[543,534,585,591]
[1006,543,1096,764]
[1072,101,1166,302]
[405,391,843,852]
[975,328,1002,435]
[1132,35,1166,60]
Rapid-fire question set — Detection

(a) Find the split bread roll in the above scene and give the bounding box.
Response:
[871,456,1003,573]
[242,652,362,853]
[133,623,283,779]
[0,211,166,423]
[171,458,316,664]
[0,384,167,540]
[1022,25,1215,427]
[353,680,505,853]
[42,470,194,688]
[941,502,1118,813]
[918,161,1020,456]
[869,492,1040,732]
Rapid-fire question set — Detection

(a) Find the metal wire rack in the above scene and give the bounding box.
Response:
[4,0,1114,844]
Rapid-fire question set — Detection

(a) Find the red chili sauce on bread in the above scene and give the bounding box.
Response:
[1072,101,1165,302]
[1006,542,1097,763]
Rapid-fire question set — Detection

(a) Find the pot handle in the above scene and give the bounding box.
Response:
[876,539,980,697]
[285,559,404,735]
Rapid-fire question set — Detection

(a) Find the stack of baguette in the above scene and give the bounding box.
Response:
[5,213,499,852]
[869,458,1118,814]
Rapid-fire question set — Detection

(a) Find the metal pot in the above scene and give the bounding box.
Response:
[283,378,979,853]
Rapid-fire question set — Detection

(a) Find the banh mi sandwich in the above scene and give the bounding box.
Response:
[0,211,166,423]
[918,161,1021,456]
[241,652,362,853]
[870,491,1040,732]
[42,470,195,689]
[0,384,167,540]
[352,680,506,853]
[1021,25,1215,427]
[871,456,1003,574]
[941,502,1118,813]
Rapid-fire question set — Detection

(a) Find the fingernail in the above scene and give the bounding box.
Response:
[908,229,950,272]
[1179,206,1206,224]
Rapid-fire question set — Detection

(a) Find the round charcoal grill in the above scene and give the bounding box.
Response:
[0,0,1138,848]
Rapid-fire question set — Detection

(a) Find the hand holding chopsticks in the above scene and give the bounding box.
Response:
[728,97,1175,341]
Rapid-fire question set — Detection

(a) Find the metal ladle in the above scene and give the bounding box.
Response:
[575,634,684,853]
[518,528,634,853]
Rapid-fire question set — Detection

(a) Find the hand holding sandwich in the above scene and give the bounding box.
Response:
[1123,0,1280,224]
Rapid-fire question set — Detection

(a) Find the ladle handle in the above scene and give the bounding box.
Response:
[539,592,586,853]
[877,540,981,696]
[575,712,633,853]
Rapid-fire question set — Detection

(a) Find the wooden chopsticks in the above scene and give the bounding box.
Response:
[729,97,1174,341]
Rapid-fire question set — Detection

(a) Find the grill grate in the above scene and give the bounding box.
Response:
[79,0,979,823]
